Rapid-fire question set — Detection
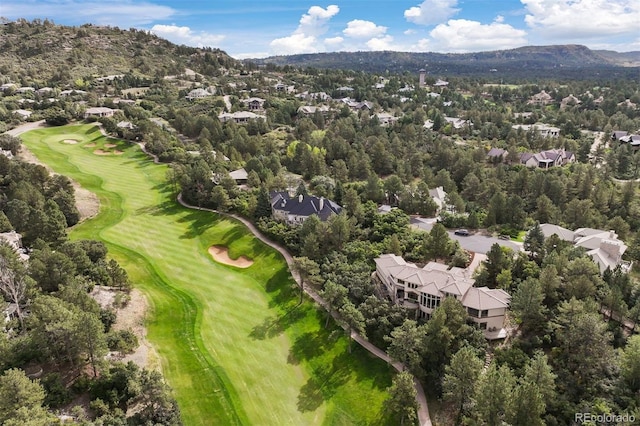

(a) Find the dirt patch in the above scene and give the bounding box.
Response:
[93,149,110,155]
[104,143,117,148]
[208,245,253,268]
[85,143,96,147]
[112,289,159,370]
[114,150,124,155]
[63,139,78,144]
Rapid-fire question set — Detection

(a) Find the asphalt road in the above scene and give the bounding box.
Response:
[410,217,522,254]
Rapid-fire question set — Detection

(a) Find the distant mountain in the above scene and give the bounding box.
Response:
[249,45,640,80]
[0,20,239,83]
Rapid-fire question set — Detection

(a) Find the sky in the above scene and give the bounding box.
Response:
[1,0,639,58]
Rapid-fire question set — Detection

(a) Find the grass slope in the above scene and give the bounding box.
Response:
[21,124,394,425]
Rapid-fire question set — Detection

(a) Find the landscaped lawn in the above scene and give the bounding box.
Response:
[22,124,395,425]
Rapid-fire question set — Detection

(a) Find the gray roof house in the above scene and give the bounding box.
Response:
[270,192,342,225]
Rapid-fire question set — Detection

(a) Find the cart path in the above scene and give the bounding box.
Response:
[177,194,432,426]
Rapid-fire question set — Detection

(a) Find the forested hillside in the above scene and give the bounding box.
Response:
[2,19,640,425]
[251,45,640,80]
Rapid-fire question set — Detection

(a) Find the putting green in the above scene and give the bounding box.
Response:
[21,124,394,425]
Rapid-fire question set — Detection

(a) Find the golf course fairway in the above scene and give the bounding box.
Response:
[21,124,394,425]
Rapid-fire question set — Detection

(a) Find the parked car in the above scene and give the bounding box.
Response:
[454,229,470,236]
[498,234,511,240]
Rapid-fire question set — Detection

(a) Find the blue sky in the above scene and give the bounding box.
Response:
[1,0,639,58]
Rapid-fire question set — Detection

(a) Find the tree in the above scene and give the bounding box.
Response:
[319,280,347,328]
[511,277,548,334]
[0,252,29,328]
[0,369,51,424]
[386,320,425,376]
[524,223,545,263]
[339,300,365,353]
[423,223,453,261]
[620,334,640,393]
[292,256,320,304]
[385,371,418,426]
[442,346,483,424]
[76,312,108,377]
[254,187,272,219]
[472,363,515,425]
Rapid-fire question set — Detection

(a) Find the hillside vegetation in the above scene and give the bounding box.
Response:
[0,19,238,84]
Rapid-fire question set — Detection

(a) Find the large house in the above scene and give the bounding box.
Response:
[512,123,560,138]
[539,224,631,273]
[375,254,510,339]
[270,192,342,225]
[84,107,115,119]
[528,90,554,105]
[519,148,575,168]
[218,111,266,124]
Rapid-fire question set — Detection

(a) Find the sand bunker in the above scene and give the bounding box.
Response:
[93,149,110,156]
[208,245,253,268]
[104,143,117,148]
[63,139,78,144]
[85,143,96,147]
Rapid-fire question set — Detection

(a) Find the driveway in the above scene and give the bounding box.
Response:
[449,232,522,254]
[410,218,522,254]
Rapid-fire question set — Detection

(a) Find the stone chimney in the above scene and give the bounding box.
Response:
[319,197,324,211]
[298,194,303,203]
[610,230,617,239]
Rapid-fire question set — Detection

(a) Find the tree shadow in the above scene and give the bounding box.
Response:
[248,306,305,340]
[296,351,351,412]
[287,330,333,365]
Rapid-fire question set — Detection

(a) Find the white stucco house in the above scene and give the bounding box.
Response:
[375,254,510,339]
[539,224,631,273]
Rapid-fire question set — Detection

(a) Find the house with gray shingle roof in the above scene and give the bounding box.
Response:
[375,254,510,339]
[270,192,342,225]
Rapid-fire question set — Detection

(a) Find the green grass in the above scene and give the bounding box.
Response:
[21,124,395,426]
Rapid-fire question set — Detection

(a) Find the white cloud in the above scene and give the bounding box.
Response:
[324,36,344,46]
[522,0,640,39]
[404,29,417,35]
[366,35,396,51]
[270,33,319,55]
[151,24,224,47]
[1,0,175,26]
[404,0,460,26]
[343,20,388,38]
[269,5,340,55]
[429,18,528,52]
[297,5,340,36]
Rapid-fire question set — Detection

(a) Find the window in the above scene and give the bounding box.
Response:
[479,322,487,330]
[468,308,480,318]
[408,282,418,289]
[397,279,405,285]
[481,310,489,318]
[407,292,418,301]
[420,293,441,309]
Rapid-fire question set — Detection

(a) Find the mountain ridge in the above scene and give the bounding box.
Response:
[248,44,640,79]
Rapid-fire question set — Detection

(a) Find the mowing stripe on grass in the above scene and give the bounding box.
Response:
[21,124,395,426]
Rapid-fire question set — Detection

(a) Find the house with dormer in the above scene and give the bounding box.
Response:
[375,254,510,339]
[270,192,342,225]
